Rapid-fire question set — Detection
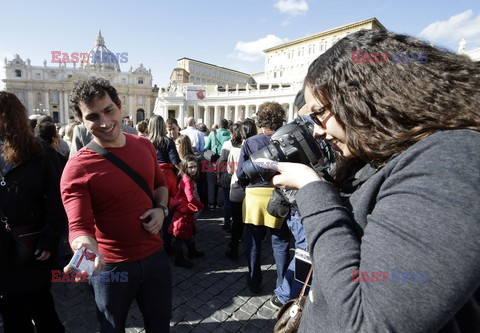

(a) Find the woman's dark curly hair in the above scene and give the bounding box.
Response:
[305,29,480,166]
[256,102,285,131]
[0,91,43,164]
[70,77,121,119]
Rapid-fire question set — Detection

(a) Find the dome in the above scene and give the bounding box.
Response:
[81,30,121,71]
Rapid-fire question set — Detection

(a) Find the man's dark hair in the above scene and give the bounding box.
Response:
[256,102,285,131]
[220,119,229,129]
[166,118,178,126]
[70,77,121,119]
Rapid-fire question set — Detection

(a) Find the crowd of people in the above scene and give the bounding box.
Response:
[1,28,479,333]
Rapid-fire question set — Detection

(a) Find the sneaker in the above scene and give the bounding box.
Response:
[270,294,283,309]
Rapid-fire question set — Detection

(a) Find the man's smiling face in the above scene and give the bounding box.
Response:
[79,93,124,147]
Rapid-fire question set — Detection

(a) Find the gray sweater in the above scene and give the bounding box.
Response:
[297,130,480,333]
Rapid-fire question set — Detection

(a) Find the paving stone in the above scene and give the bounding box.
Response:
[0,211,280,333]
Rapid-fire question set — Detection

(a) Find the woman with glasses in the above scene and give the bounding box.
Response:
[265,29,480,332]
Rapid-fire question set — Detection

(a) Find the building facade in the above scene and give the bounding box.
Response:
[154,18,386,128]
[2,31,157,124]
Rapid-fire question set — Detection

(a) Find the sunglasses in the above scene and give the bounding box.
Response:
[301,103,332,128]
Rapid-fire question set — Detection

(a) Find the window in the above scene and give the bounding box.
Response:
[138,77,144,84]
[137,96,144,106]
[15,70,21,77]
[35,73,41,79]
[51,92,59,103]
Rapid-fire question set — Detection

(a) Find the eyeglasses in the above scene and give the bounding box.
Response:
[301,103,331,128]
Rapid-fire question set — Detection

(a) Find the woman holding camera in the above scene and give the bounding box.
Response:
[265,30,480,332]
[236,102,290,294]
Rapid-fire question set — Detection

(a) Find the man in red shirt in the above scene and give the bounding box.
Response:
[61,77,171,332]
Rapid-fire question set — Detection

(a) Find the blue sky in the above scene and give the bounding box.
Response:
[1,0,479,89]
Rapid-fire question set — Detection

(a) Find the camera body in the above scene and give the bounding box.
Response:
[239,117,327,186]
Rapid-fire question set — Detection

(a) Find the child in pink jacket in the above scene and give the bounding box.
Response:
[168,155,204,268]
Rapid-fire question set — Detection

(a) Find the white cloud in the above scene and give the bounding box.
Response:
[274,0,309,16]
[228,34,289,62]
[420,10,480,46]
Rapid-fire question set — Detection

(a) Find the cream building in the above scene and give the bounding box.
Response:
[154,18,386,128]
[2,31,157,124]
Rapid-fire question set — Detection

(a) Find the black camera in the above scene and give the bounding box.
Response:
[239,117,327,186]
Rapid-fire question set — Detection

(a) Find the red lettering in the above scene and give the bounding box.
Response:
[51,270,62,282]
[71,52,79,63]
[201,160,212,172]
[61,53,70,63]
[362,272,372,282]
[380,53,389,63]
[60,273,71,282]
[371,271,379,282]
[80,53,89,63]
[370,52,379,63]
[351,270,360,282]
[351,51,362,63]
[379,271,389,282]
[362,53,371,64]
[51,51,61,63]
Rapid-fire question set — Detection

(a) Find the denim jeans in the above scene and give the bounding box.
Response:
[245,221,290,291]
[274,210,308,303]
[90,249,172,333]
[222,186,232,226]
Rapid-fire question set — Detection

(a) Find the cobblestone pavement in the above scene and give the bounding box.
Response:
[1,209,282,333]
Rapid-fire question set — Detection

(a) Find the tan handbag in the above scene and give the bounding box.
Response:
[273,266,313,333]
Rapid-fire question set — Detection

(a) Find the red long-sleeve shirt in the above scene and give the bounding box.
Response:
[61,134,166,263]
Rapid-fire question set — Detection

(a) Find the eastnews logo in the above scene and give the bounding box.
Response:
[51,51,128,64]
[351,270,429,283]
[51,270,128,282]
[351,51,428,64]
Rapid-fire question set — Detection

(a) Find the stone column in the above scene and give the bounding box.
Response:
[288,103,295,122]
[234,105,240,122]
[214,106,220,125]
[27,90,34,114]
[44,90,49,114]
[146,97,151,119]
[178,104,185,128]
[64,90,69,121]
[193,104,200,121]
[204,106,211,128]
[59,91,64,124]
[128,95,135,120]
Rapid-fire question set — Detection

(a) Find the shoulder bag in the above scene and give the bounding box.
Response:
[273,266,313,333]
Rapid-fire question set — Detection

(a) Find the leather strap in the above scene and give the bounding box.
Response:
[86,140,155,207]
[299,266,313,297]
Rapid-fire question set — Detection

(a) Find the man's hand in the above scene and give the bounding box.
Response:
[63,236,104,282]
[256,158,323,190]
[141,208,165,235]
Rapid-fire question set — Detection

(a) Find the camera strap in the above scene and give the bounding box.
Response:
[86,140,155,207]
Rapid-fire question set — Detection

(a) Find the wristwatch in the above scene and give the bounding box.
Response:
[156,204,169,217]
